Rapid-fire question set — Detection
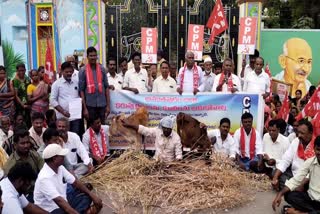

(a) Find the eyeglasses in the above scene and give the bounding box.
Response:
[285,56,312,67]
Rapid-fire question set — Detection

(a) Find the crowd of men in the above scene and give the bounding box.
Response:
[0,45,318,214]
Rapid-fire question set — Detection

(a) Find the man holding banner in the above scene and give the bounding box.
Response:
[177,51,205,95]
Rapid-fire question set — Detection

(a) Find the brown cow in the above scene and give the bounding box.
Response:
[176,112,211,152]
[109,107,148,149]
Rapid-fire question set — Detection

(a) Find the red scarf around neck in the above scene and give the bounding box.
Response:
[180,64,199,91]
[240,127,256,159]
[297,136,315,160]
[89,127,107,159]
[86,63,103,94]
[218,72,233,92]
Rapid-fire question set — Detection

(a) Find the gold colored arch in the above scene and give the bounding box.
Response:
[189,0,215,15]
[120,0,160,13]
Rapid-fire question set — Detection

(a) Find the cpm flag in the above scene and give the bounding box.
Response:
[277,91,290,122]
[296,87,320,121]
[44,38,55,85]
[206,0,228,45]
[312,112,320,137]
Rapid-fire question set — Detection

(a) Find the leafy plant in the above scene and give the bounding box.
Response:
[2,40,25,79]
[292,16,315,29]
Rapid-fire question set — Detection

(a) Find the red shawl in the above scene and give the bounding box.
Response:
[89,127,107,159]
[240,127,256,159]
[218,72,233,92]
[180,64,199,91]
[86,63,103,94]
[297,135,315,160]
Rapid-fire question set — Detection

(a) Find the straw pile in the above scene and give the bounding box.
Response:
[83,151,270,213]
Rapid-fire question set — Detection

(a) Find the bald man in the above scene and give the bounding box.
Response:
[275,38,312,97]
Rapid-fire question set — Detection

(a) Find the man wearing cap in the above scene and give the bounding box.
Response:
[34,144,102,213]
[202,56,216,92]
[122,115,182,162]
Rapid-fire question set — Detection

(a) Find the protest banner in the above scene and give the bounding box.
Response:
[108,91,264,150]
[141,27,157,64]
[237,17,257,55]
[187,24,204,61]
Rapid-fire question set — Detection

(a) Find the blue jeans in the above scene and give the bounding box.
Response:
[51,185,92,214]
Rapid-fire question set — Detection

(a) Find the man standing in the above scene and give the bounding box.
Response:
[0,116,13,146]
[56,118,93,178]
[152,61,177,93]
[107,57,123,91]
[169,62,178,81]
[212,58,241,92]
[239,49,260,81]
[263,119,290,178]
[29,112,46,150]
[177,51,205,95]
[122,115,182,162]
[65,55,79,79]
[123,52,150,94]
[272,119,315,191]
[51,62,82,136]
[207,118,237,159]
[118,57,128,77]
[275,38,312,97]
[243,57,271,99]
[272,136,320,214]
[157,50,166,76]
[82,115,109,165]
[202,56,215,92]
[233,113,264,172]
[79,46,110,123]
[34,144,102,213]
[0,162,47,214]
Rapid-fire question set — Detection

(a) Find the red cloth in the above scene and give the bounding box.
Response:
[180,64,199,91]
[217,72,233,92]
[206,0,229,45]
[277,91,290,122]
[85,63,103,94]
[297,135,315,160]
[312,112,320,137]
[44,38,55,85]
[296,87,320,120]
[264,63,272,102]
[240,127,256,159]
[89,127,107,159]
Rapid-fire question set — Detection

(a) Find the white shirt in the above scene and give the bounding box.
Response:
[276,138,308,176]
[207,129,237,158]
[288,132,297,143]
[233,128,263,158]
[152,76,177,93]
[274,70,311,93]
[122,68,149,93]
[243,71,271,94]
[0,178,29,214]
[29,127,46,149]
[177,65,205,93]
[83,125,110,155]
[50,75,80,120]
[211,73,242,92]
[34,163,76,212]
[263,133,290,168]
[203,72,216,92]
[107,73,123,90]
[64,132,91,166]
[0,129,13,147]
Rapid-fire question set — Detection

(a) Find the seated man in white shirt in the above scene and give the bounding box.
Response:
[0,116,13,146]
[263,119,290,178]
[202,56,215,92]
[107,57,123,91]
[207,118,237,159]
[0,162,47,214]
[34,144,102,213]
[152,61,177,93]
[234,112,264,172]
[56,118,93,178]
[288,119,299,143]
[243,57,271,99]
[122,115,182,162]
[177,51,205,95]
[29,112,46,150]
[272,136,320,214]
[272,119,315,191]
[212,58,241,92]
[122,52,151,94]
[83,115,110,165]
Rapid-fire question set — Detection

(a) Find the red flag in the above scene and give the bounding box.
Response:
[264,63,273,102]
[206,0,228,45]
[265,63,272,78]
[296,87,320,120]
[44,38,55,85]
[277,91,290,122]
[312,112,320,136]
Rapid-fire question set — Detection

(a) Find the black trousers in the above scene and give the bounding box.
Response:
[285,191,320,214]
[87,106,106,125]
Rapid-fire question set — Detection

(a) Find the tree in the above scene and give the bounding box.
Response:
[289,0,320,28]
